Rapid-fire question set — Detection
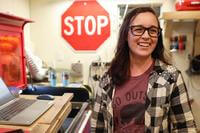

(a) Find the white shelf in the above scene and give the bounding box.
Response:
[161,11,200,20]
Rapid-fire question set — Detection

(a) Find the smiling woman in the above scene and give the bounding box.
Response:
[91,7,197,133]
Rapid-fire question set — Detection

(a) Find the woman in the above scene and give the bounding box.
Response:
[91,7,196,133]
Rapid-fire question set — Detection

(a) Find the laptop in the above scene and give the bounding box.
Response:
[0,78,54,125]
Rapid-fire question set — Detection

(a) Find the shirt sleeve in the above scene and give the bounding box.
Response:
[169,71,197,133]
[91,84,107,133]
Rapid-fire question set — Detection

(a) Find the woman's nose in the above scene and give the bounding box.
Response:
[142,30,150,38]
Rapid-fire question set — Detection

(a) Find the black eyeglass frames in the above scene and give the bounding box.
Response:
[129,25,162,38]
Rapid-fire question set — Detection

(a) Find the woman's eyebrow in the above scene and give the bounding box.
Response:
[130,25,159,28]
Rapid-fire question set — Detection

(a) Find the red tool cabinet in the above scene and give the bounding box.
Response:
[0,12,32,89]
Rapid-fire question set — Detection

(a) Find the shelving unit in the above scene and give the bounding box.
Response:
[162,11,200,20]
[161,11,200,97]
[162,11,200,131]
[162,11,200,56]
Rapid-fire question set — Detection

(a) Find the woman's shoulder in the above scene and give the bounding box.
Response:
[156,60,181,80]
[156,60,179,73]
[99,72,112,88]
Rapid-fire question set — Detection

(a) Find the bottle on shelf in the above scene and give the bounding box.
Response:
[49,67,56,87]
[62,72,69,86]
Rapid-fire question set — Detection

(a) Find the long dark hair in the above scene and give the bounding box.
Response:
[108,7,167,87]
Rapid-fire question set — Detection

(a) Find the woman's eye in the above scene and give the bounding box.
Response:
[134,28,143,33]
[149,29,157,33]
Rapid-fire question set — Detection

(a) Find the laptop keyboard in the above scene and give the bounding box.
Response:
[0,98,36,121]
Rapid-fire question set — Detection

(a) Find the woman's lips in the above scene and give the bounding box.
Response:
[137,42,150,47]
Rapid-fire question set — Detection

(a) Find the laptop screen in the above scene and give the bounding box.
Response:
[0,78,15,106]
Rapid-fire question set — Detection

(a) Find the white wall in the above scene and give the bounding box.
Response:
[0,0,30,18]
[29,0,119,84]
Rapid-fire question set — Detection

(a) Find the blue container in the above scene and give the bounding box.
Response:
[62,72,69,86]
[50,71,56,87]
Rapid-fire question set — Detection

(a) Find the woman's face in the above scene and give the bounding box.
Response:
[127,12,159,59]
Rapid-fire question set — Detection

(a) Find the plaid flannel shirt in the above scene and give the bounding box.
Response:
[91,59,197,133]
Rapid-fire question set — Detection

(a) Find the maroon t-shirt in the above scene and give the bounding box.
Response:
[112,64,153,133]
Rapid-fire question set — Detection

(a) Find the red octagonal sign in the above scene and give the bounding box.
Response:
[61,0,110,51]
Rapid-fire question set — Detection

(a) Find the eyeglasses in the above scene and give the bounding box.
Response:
[129,25,161,38]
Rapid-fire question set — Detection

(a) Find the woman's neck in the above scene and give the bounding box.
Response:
[130,56,153,77]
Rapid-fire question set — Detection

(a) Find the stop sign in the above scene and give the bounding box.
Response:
[61,1,110,51]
